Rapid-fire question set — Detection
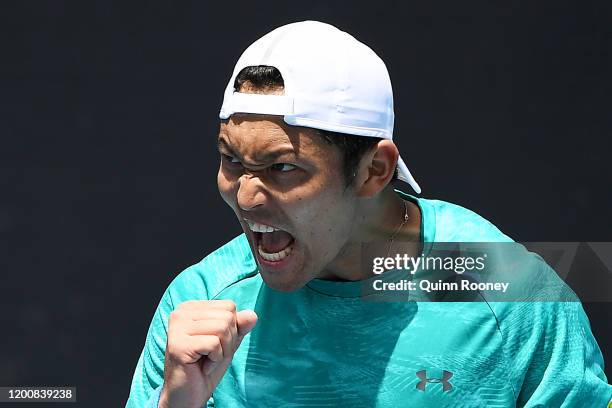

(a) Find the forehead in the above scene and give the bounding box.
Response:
[218,114,332,157]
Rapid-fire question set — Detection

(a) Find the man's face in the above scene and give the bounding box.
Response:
[217,114,358,292]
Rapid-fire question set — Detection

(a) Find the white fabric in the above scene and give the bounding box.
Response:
[219,21,421,194]
[228,93,294,116]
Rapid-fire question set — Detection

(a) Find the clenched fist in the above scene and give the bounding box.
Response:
[158,300,258,408]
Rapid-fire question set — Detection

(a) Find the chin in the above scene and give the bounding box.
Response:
[259,270,311,293]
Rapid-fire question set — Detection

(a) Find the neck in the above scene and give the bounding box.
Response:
[318,187,421,282]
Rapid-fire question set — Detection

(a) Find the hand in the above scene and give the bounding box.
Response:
[158,300,258,408]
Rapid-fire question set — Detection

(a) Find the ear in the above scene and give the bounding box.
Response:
[354,140,399,198]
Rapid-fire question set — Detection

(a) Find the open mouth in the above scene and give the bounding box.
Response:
[245,219,295,262]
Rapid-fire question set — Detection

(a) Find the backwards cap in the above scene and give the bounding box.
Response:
[219,20,421,194]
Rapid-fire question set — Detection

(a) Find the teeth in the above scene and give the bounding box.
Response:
[258,243,293,262]
[245,220,279,233]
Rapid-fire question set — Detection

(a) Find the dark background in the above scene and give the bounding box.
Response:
[1,1,610,406]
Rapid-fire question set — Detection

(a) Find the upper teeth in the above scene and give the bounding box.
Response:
[245,220,279,233]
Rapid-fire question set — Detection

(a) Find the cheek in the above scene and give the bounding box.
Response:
[300,210,353,272]
[295,191,353,246]
[217,168,237,208]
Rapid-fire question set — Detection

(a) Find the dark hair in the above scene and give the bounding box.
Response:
[233,65,399,187]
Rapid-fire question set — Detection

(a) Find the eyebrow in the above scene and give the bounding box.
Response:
[217,137,297,163]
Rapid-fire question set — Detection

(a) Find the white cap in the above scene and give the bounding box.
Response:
[219,20,421,194]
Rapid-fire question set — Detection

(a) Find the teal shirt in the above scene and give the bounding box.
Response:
[126,191,611,407]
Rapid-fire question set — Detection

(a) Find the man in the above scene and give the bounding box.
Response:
[126,21,611,407]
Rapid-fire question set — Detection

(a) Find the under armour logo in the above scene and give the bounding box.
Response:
[416,369,453,392]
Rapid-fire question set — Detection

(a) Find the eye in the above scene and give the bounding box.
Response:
[270,163,297,172]
[221,153,241,165]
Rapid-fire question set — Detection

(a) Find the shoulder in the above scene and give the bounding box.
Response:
[420,197,514,242]
[165,234,259,305]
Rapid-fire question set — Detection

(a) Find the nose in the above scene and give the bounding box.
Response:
[236,173,266,211]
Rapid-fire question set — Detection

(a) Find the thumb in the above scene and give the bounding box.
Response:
[236,309,258,342]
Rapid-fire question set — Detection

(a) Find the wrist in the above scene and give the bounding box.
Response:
[157,387,169,408]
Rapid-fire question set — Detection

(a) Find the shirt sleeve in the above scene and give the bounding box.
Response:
[506,300,612,407]
[144,385,163,408]
[125,278,216,408]
[125,288,174,408]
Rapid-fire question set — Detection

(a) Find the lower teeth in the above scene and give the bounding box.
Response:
[258,243,293,261]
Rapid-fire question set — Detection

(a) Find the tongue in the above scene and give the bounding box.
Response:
[260,230,294,253]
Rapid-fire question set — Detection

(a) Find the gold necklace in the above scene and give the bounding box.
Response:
[386,200,409,257]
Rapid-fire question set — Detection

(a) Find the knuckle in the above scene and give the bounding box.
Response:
[176,301,192,310]
[176,352,194,365]
[211,320,228,338]
[216,338,224,356]
[217,300,236,312]
[168,311,180,324]
[167,330,190,353]
[223,325,232,339]
[178,300,204,310]
[223,310,236,324]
